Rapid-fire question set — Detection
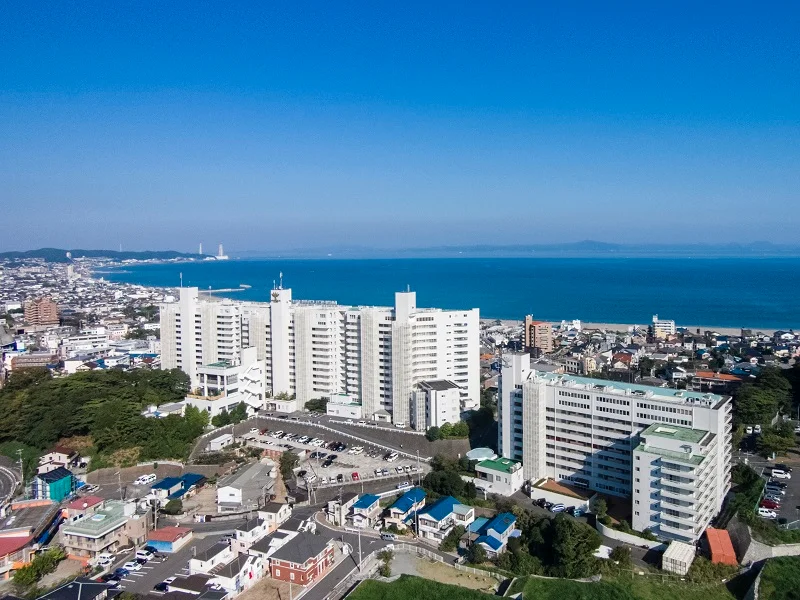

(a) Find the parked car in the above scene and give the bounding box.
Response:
[760,499,780,510]
[765,486,786,496]
[305,474,317,483]
[758,507,777,519]
[337,474,344,483]
[774,464,793,473]
[352,472,360,481]
[114,568,130,578]
[297,470,307,478]
[550,503,566,513]
[250,427,259,434]
[397,481,411,490]
[768,479,788,488]
[101,574,120,583]
[755,425,762,434]
[322,460,333,468]
[374,469,382,477]
[772,469,792,479]
[136,549,154,561]
[122,561,142,572]
[395,466,404,474]
[154,583,169,592]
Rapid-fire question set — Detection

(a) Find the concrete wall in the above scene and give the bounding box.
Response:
[530,488,590,511]
[596,522,666,550]
[727,516,800,564]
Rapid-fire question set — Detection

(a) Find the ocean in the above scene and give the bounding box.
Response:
[102,257,800,329]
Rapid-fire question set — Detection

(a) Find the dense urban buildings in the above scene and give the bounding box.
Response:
[498,352,732,542]
[160,286,480,424]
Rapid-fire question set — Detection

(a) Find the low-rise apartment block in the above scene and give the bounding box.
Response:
[60,500,150,561]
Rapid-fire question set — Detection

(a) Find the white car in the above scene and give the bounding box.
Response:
[755,425,762,434]
[397,481,411,490]
[745,426,754,435]
[772,470,792,479]
[758,507,777,519]
[250,427,259,434]
[320,476,328,485]
[122,561,142,571]
[305,474,317,483]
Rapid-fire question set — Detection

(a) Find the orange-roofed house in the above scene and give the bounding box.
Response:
[690,371,744,394]
[705,528,738,566]
[63,496,105,522]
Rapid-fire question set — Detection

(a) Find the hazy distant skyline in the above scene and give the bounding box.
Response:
[2,3,799,252]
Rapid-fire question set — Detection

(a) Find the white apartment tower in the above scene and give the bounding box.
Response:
[161,286,479,422]
[498,352,732,542]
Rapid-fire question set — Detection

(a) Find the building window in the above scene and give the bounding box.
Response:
[275,569,280,576]
[290,573,295,581]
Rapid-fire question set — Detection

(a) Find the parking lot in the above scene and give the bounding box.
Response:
[243,428,428,490]
[743,456,800,524]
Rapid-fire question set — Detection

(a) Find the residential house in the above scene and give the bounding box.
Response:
[216,461,275,513]
[469,512,517,558]
[474,458,524,496]
[63,496,105,522]
[416,496,475,542]
[231,517,267,554]
[325,493,358,527]
[60,500,150,562]
[384,488,426,531]
[268,532,335,586]
[207,553,263,595]
[151,473,207,503]
[37,446,79,475]
[189,542,234,576]
[348,494,381,529]
[32,468,74,502]
[260,503,292,533]
[689,371,743,394]
[37,577,115,600]
[248,529,298,577]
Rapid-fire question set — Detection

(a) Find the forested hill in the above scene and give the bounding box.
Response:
[0,368,208,472]
[0,248,203,263]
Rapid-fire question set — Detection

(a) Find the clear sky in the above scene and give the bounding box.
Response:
[1,2,799,252]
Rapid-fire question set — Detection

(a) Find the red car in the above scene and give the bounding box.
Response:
[352,472,360,481]
[760,499,780,510]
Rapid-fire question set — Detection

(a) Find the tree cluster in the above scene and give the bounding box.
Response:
[734,367,791,426]
[303,397,328,413]
[210,402,248,427]
[13,546,67,591]
[0,368,207,464]
[425,421,469,441]
[422,455,478,499]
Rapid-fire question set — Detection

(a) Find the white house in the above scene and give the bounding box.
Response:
[474,457,524,496]
[207,553,263,595]
[216,461,276,513]
[188,541,233,575]
[260,502,292,533]
[326,393,363,420]
[207,433,234,452]
[416,496,474,542]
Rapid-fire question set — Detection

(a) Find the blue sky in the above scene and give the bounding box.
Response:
[1,2,799,252]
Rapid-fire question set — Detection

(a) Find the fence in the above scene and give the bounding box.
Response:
[391,543,506,582]
[323,550,381,600]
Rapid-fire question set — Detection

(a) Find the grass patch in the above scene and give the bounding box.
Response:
[514,573,744,600]
[348,575,496,600]
[758,557,800,599]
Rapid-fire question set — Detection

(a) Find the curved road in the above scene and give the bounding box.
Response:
[0,466,20,503]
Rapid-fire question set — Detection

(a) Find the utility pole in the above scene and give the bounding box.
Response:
[17,449,25,499]
[416,450,421,486]
[357,526,362,572]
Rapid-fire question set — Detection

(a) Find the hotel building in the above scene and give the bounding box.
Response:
[498,353,732,542]
[160,286,479,423]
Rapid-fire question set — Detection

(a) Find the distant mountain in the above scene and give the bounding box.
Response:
[0,248,204,263]
[236,240,800,259]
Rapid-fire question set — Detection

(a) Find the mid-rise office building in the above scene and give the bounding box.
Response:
[161,286,479,424]
[652,315,676,339]
[523,316,554,354]
[24,297,59,326]
[498,353,731,542]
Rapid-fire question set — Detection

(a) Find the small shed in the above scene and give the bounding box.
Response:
[147,526,193,553]
[662,540,696,575]
[705,527,738,566]
[208,433,234,452]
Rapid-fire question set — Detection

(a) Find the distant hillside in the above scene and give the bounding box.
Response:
[0,248,203,263]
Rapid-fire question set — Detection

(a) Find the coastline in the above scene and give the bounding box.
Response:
[481,318,774,337]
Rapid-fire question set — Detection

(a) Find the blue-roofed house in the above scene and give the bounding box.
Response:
[385,488,426,531]
[416,496,474,542]
[151,473,207,501]
[471,512,516,557]
[349,494,381,529]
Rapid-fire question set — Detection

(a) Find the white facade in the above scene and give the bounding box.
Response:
[326,393,363,420]
[161,287,479,425]
[182,347,266,417]
[498,353,732,538]
[652,315,677,339]
[632,424,723,543]
[474,458,525,496]
[411,380,462,431]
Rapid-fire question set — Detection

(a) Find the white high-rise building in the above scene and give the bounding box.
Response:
[498,352,732,542]
[160,286,479,423]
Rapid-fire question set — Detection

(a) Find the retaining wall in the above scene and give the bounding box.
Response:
[596,522,666,550]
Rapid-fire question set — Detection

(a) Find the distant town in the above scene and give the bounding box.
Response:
[0,253,798,600]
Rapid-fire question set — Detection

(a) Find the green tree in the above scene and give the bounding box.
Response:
[592,498,608,519]
[609,545,631,566]
[548,514,601,578]
[439,423,453,438]
[425,426,441,441]
[280,451,299,482]
[211,410,232,427]
[423,470,465,497]
[439,525,465,552]
[162,499,183,515]
[468,543,488,564]
[304,398,328,413]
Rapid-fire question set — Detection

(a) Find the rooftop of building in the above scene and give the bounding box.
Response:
[352,494,380,510]
[61,501,131,536]
[148,526,192,543]
[218,461,274,491]
[193,541,230,562]
[37,577,113,600]
[633,442,707,466]
[530,370,728,407]
[641,423,709,444]
[389,488,426,514]
[65,496,104,511]
[270,531,331,565]
[1,500,59,535]
[36,467,73,483]
[417,380,461,392]
[477,457,521,474]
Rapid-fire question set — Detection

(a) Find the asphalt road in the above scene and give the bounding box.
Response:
[0,465,19,503]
